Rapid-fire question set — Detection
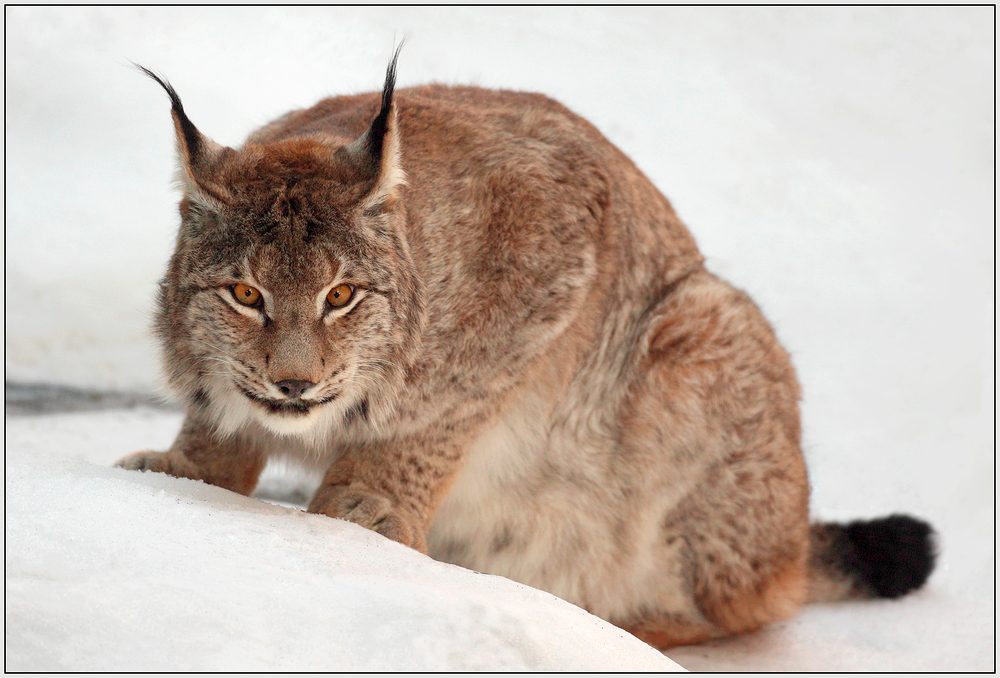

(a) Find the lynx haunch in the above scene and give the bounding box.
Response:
[117,53,935,648]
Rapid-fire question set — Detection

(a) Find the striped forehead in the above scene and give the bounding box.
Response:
[247,241,340,291]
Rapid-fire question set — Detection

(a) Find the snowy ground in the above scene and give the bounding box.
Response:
[6,408,679,671]
[5,7,994,672]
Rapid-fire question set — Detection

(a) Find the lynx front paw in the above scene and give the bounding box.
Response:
[113,451,202,483]
[115,450,174,473]
[309,487,427,552]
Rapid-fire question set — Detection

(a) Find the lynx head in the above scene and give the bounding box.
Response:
[141,52,421,445]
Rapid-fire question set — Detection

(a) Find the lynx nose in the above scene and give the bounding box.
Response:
[274,379,314,399]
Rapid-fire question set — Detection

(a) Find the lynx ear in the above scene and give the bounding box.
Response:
[135,65,233,207]
[341,47,406,210]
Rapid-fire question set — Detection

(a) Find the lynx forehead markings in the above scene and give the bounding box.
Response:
[116,55,936,649]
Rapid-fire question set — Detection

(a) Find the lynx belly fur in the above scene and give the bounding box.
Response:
[117,54,935,648]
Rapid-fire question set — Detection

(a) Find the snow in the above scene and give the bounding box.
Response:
[5,6,994,672]
[6,409,679,671]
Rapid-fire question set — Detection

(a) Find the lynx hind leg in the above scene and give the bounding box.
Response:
[618,271,810,647]
[114,415,266,496]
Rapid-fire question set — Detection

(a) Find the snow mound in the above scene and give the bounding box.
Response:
[5,409,682,672]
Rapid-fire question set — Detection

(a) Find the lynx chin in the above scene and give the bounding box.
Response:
[116,51,935,648]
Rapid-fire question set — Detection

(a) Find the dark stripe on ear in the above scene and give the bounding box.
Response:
[133,63,201,163]
[366,44,403,167]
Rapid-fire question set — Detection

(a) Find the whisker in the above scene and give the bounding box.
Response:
[198,370,234,378]
[359,358,404,373]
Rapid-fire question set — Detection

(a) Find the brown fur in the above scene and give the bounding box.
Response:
[116,58,933,650]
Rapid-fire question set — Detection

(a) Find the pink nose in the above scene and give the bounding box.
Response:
[274,380,314,399]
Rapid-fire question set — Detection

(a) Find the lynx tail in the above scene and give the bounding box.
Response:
[807,514,936,603]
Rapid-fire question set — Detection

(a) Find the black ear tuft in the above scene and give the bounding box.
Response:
[365,43,403,168]
[133,63,232,205]
[133,63,202,164]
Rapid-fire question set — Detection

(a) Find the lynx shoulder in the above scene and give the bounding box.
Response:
[116,54,935,647]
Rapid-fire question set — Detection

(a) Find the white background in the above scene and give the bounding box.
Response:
[5,7,994,671]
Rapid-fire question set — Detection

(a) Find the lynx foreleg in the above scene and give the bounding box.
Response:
[114,413,266,496]
[308,431,472,553]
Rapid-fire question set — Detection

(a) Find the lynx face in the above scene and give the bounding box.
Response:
[173,193,405,442]
[147,63,418,445]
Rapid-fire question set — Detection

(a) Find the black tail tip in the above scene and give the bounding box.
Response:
[845,514,937,599]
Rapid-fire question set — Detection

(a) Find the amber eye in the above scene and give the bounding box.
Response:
[326,284,354,308]
[231,283,262,307]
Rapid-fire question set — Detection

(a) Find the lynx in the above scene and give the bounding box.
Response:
[116,53,935,648]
